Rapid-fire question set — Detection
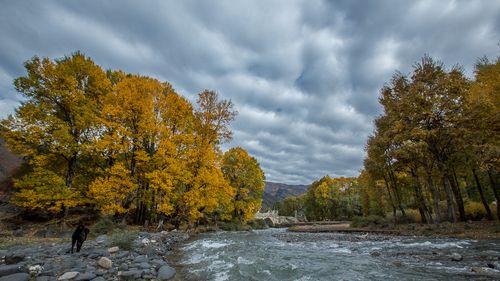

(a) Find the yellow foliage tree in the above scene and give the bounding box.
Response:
[1,52,111,213]
[222,147,265,222]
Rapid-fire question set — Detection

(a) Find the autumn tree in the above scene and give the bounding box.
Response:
[1,52,111,213]
[304,176,360,221]
[222,147,265,222]
[463,57,500,219]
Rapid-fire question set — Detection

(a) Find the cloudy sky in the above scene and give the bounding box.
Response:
[0,1,499,184]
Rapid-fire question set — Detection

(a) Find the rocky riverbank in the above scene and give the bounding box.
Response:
[0,230,190,281]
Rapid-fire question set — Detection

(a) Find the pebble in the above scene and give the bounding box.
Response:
[107,247,119,254]
[97,257,112,269]
[57,271,79,280]
[133,255,148,263]
[157,265,176,280]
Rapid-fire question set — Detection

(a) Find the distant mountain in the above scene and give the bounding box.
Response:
[261,181,309,210]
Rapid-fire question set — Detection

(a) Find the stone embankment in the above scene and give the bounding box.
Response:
[0,231,189,281]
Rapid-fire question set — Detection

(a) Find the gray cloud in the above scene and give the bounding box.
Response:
[0,0,499,184]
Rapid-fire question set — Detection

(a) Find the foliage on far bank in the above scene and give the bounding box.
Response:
[274,176,362,221]
[0,52,264,227]
[359,55,499,224]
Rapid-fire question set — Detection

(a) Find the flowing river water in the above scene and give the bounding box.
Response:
[172,228,500,281]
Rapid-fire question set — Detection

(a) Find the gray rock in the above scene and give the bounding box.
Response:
[115,251,129,259]
[370,251,381,257]
[0,273,30,281]
[139,262,151,269]
[35,277,57,281]
[119,270,143,278]
[94,235,108,244]
[88,250,108,259]
[74,273,96,281]
[57,271,79,280]
[151,259,167,268]
[0,265,28,277]
[4,255,25,265]
[157,265,175,280]
[451,253,463,261]
[471,267,487,273]
[107,247,119,254]
[0,250,8,258]
[133,255,148,263]
[97,257,112,269]
[118,264,128,271]
[89,277,105,281]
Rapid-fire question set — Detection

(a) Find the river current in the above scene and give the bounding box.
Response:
[173,228,500,281]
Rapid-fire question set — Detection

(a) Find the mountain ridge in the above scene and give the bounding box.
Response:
[262,181,309,210]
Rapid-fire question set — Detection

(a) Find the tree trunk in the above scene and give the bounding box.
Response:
[473,168,493,220]
[450,169,466,222]
[488,169,500,220]
[427,173,441,223]
[383,176,397,224]
[387,168,406,217]
[443,175,457,222]
[66,154,77,188]
[410,168,432,224]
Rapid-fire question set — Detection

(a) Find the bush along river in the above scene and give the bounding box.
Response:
[173,228,500,281]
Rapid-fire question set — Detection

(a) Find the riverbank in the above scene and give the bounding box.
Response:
[288,220,500,239]
[0,230,190,280]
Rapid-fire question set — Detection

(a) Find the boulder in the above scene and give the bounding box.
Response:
[97,257,112,269]
[0,265,28,277]
[0,273,30,281]
[4,255,24,265]
[157,265,176,280]
[450,253,463,261]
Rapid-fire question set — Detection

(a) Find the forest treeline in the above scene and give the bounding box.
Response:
[0,52,265,226]
[275,55,499,224]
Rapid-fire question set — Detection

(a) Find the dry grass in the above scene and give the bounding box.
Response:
[0,236,66,250]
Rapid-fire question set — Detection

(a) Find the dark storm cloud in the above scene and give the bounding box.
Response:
[0,0,499,184]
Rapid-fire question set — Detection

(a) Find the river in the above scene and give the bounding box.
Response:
[172,228,500,281]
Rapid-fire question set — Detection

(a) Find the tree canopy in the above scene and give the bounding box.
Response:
[1,52,264,226]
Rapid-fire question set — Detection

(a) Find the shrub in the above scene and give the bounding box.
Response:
[465,201,489,220]
[351,215,386,228]
[247,219,268,229]
[218,220,251,231]
[92,216,126,236]
[108,230,136,251]
[402,209,421,223]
